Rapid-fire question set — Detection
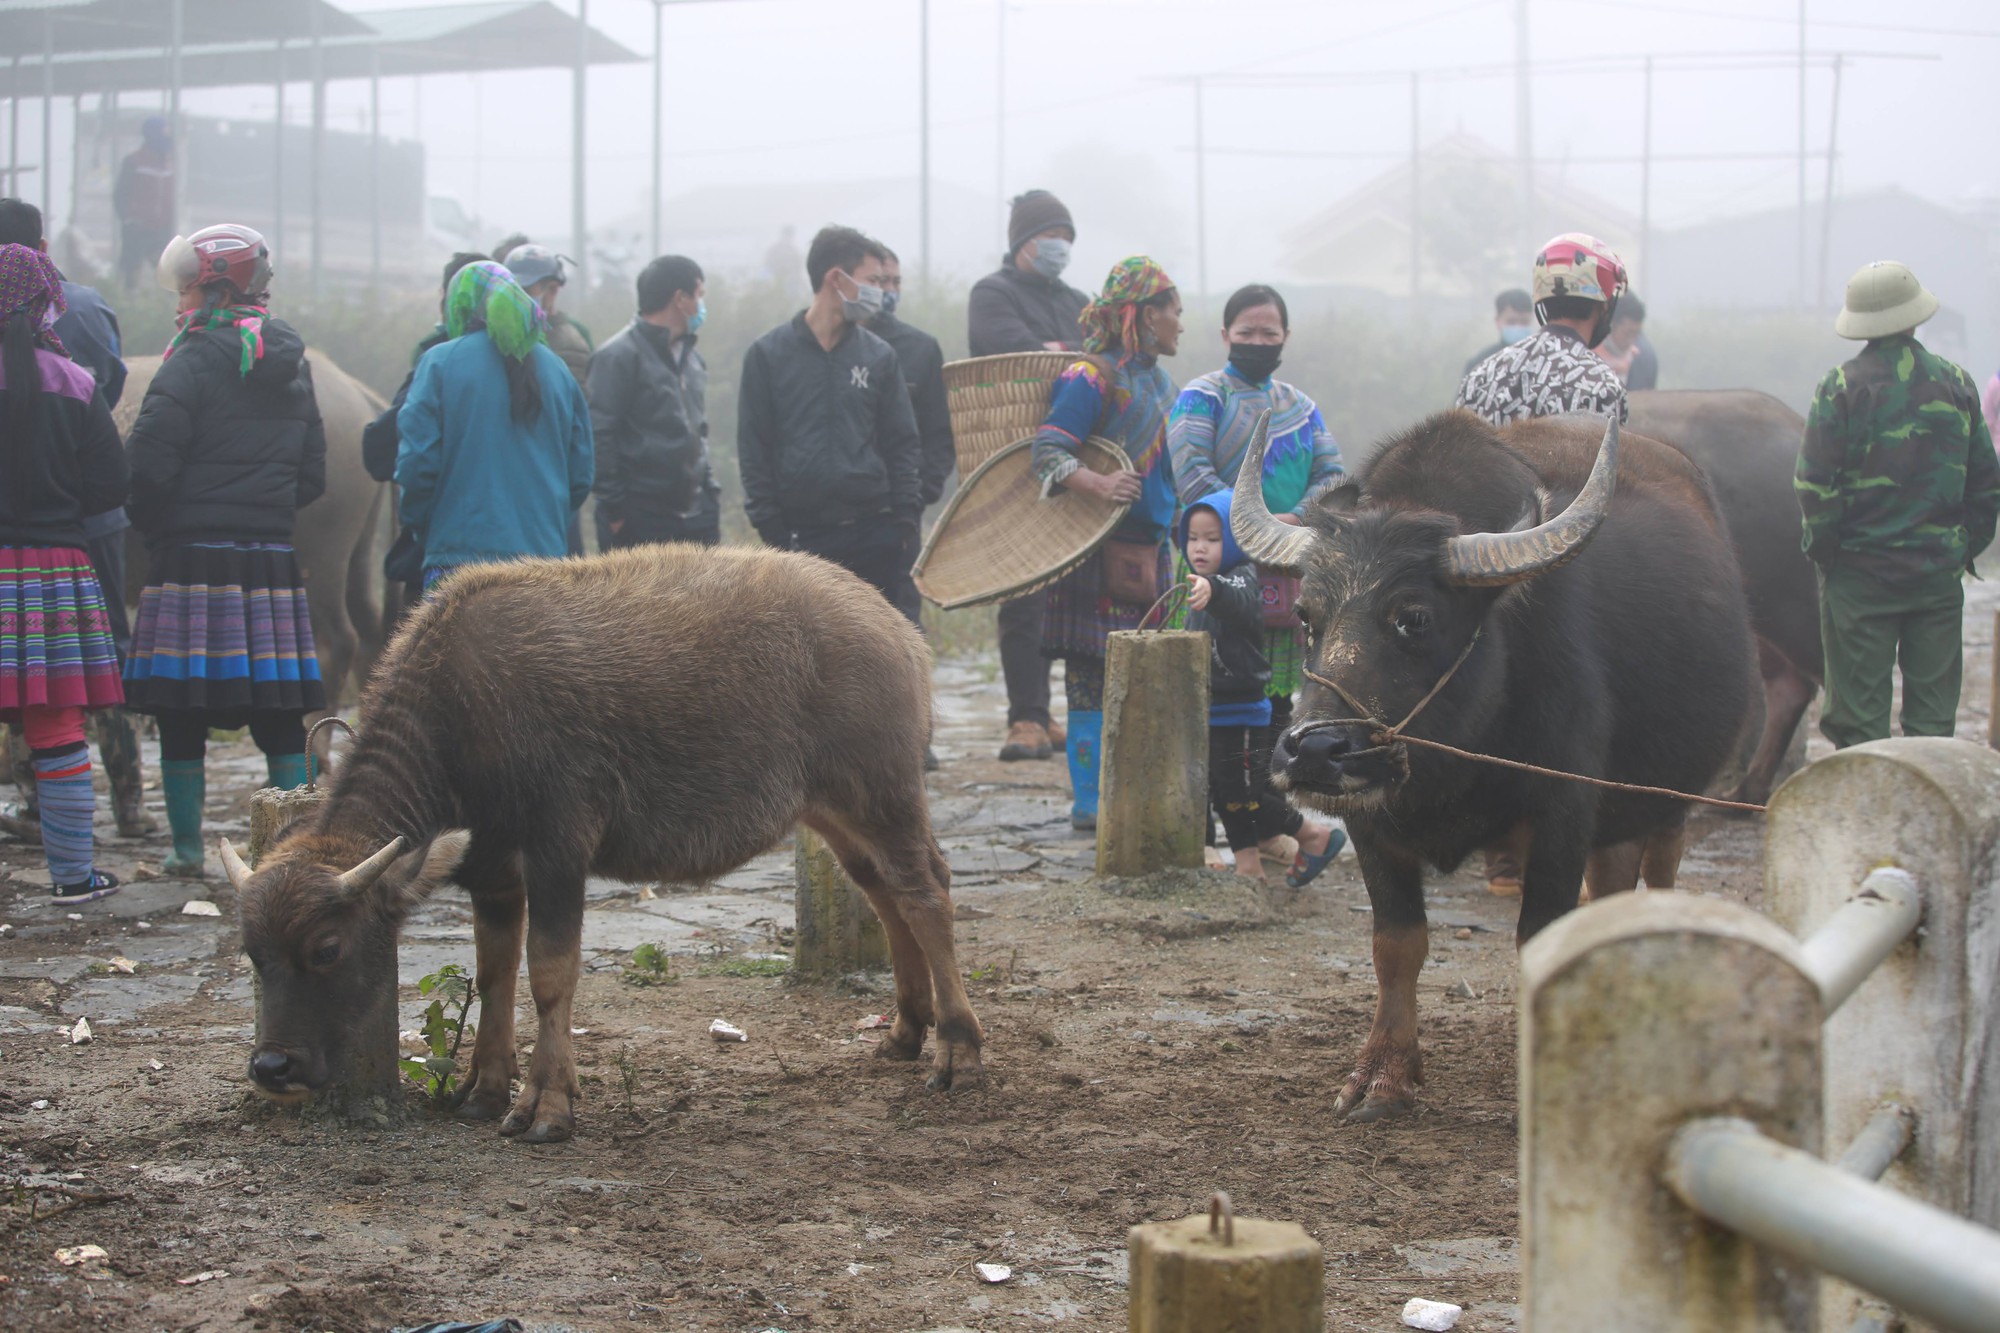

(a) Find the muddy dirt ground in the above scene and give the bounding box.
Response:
[3,584,1994,1333]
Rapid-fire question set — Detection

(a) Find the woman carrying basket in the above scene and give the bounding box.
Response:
[123,224,327,879]
[1031,257,1183,830]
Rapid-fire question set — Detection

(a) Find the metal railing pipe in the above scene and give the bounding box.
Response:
[1834,1102,1915,1181]
[1666,1118,2000,1333]
[1797,867,1920,1012]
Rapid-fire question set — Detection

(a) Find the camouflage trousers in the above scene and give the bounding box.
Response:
[1817,563,1965,750]
[5,708,150,835]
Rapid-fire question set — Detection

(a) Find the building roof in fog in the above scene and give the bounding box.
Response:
[1281,134,1640,299]
[0,1,639,95]
[0,0,370,57]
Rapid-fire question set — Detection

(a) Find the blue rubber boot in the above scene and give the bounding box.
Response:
[266,752,311,792]
[1066,710,1103,831]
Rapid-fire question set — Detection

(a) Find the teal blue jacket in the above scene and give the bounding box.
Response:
[395,332,594,569]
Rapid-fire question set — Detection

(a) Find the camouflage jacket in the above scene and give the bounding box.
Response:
[1796,334,2000,582]
[1454,325,1628,426]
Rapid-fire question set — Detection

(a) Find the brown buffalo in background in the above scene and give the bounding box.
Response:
[114,351,392,711]
[1627,390,1820,804]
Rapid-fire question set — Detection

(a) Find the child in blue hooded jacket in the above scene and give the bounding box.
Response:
[1180,490,1343,884]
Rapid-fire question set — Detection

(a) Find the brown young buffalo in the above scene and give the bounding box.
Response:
[222,545,983,1142]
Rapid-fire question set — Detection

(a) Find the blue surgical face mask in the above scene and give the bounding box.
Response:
[880,289,901,318]
[1499,322,1533,345]
[688,297,707,333]
[840,275,887,325]
[1031,236,1072,280]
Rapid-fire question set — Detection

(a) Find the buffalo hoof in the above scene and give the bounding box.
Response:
[498,1083,575,1142]
[452,1088,511,1122]
[1334,1037,1422,1124]
[873,1021,926,1062]
[925,1029,986,1092]
[448,1062,517,1122]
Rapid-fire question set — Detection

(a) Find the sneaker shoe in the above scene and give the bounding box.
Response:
[51,870,121,905]
[998,720,1052,762]
[1046,718,1066,748]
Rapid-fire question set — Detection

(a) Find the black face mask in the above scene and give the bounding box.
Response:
[1227,341,1283,382]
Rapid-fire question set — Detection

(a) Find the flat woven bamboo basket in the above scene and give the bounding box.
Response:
[942,350,1076,475]
[913,435,1134,611]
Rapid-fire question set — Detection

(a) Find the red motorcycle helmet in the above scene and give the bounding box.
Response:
[157,223,273,300]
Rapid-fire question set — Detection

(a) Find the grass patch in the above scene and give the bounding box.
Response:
[705,955,791,978]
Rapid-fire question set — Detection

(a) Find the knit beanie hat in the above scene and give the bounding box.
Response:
[1008,190,1075,256]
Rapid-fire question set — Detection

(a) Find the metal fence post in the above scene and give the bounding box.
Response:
[1764,737,2000,1329]
[1520,893,1824,1330]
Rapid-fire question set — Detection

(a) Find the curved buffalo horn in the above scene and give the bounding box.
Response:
[218,838,253,890]
[1443,413,1621,586]
[1230,409,1316,571]
[335,836,409,896]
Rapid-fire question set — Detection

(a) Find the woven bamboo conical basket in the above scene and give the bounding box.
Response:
[942,350,1076,475]
[912,435,1133,611]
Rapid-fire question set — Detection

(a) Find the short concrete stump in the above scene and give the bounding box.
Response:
[1128,1194,1322,1332]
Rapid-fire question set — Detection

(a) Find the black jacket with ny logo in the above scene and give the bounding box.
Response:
[737,313,920,545]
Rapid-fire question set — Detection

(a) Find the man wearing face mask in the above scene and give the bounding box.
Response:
[1455,233,1630,428]
[969,189,1089,762]
[739,225,921,613]
[871,248,956,532]
[1463,288,1535,377]
[968,190,1089,357]
[588,255,719,550]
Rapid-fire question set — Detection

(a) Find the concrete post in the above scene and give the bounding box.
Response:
[246,785,325,867]
[793,827,888,979]
[1988,610,1999,750]
[1128,1196,1322,1332]
[1520,893,1824,1331]
[1097,630,1209,878]
[1764,738,2000,1328]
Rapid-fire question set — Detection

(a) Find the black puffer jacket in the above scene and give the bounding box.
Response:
[967,262,1088,357]
[125,317,326,548]
[1186,562,1271,708]
[0,347,128,548]
[588,319,715,522]
[737,314,919,544]
[869,313,955,505]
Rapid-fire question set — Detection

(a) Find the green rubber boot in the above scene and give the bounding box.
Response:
[160,759,207,879]
[266,752,310,792]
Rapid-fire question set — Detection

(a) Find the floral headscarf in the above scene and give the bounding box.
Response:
[165,302,268,376]
[1080,256,1175,361]
[0,242,68,357]
[447,260,547,362]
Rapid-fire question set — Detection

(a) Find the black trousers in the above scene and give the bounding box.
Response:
[790,521,920,628]
[1252,694,1303,841]
[1211,723,1304,852]
[998,593,1052,727]
[157,711,307,762]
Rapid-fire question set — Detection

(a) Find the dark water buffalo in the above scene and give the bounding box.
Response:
[116,351,391,706]
[1627,390,1819,803]
[1234,409,1755,1121]
[220,546,983,1142]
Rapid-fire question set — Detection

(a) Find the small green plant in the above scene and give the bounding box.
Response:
[623,942,676,986]
[615,1047,641,1113]
[708,955,790,978]
[399,963,473,1103]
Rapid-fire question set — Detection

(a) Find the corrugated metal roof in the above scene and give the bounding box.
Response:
[0,1,640,94]
[0,0,370,58]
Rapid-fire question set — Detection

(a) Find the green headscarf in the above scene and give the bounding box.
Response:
[446,261,547,362]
